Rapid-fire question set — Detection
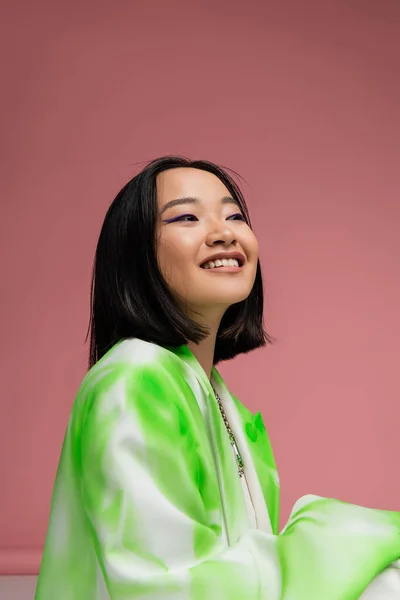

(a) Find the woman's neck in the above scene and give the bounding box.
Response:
[187,331,217,381]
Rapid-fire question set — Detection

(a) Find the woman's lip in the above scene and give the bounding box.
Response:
[199,254,246,267]
[201,265,243,272]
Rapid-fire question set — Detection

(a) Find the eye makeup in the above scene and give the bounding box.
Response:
[162,213,246,224]
[162,214,196,223]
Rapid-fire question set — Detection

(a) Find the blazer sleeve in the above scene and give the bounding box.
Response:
[80,363,400,600]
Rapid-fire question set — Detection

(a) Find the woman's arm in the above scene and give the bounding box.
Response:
[80,364,400,600]
[80,364,280,599]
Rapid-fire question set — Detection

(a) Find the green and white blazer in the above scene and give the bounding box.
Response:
[35,338,400,599]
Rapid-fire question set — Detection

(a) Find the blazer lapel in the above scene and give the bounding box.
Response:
[167,344,253,545]
[244,412,280,534]
[212,369,280,535]
[229,394,280,535]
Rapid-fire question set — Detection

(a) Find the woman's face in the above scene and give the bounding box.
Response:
[156,167,259,320]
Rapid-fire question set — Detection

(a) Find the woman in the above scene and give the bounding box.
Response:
[35,156,400,599]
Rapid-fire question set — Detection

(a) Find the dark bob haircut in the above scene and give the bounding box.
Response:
[85,155,273,370]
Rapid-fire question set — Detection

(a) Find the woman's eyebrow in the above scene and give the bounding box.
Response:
[159,196,239,215]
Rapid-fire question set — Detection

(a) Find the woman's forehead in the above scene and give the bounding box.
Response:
[156,168,229,204]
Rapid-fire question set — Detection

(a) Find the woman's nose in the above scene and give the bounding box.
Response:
[206,228,237,245]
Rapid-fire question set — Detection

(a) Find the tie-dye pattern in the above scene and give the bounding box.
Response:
[35,338,400,599]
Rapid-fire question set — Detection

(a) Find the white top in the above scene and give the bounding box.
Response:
[240,471,258,528]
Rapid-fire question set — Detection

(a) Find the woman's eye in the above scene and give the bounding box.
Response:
[173,214,198,222]
[165,212,245,223]
[228,213,246,221]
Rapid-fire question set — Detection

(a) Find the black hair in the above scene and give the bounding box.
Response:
[85,155,273,370]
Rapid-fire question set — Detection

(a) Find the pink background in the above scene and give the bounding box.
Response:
[1,0,399,575]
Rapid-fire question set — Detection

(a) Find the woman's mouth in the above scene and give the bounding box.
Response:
[200,258,243,272]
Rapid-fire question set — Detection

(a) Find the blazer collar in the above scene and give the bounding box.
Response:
[167,343,212,390]
[166,343,280,536]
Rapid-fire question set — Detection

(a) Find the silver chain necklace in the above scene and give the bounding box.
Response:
[212,385,244,478]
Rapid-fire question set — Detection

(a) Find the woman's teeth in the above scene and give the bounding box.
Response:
[202,258,240,269]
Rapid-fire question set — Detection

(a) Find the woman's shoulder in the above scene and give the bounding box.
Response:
[85,338,182,385]
[71,338,188,425]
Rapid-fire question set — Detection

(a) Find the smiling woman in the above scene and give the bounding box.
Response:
[155,167,260,350]
[35,156,400,600]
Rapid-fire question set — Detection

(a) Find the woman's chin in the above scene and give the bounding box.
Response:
[193,290,251,307]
